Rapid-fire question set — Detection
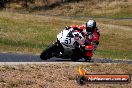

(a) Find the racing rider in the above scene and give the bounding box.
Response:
[65,20,100,61]
[80,20,100,61]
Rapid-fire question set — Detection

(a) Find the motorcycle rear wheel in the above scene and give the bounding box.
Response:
[84,57,91,62]
[71,57,79,62]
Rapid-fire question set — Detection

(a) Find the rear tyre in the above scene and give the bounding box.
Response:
[71,47,82,62]
[84,57,91,62]
[71,57,79,62]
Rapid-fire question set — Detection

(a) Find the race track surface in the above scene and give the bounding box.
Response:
[0,53,132,64]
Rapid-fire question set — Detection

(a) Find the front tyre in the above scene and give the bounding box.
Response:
[40,43,60,60]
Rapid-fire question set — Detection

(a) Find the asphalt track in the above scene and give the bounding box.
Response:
[0,53,132,64]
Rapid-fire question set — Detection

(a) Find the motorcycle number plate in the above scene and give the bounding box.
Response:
[65,37,71,45]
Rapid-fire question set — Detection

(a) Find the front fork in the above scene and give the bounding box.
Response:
[55,39,64,56]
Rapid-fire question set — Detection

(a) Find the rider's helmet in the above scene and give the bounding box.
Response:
[86,20,96,32]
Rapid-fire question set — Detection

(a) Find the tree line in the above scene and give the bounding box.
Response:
[0,0,35,8]
[0,0,80,8]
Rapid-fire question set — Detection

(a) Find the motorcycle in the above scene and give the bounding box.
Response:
[40,27,94,62]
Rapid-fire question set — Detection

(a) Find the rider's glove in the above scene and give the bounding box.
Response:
[92,41,99,45]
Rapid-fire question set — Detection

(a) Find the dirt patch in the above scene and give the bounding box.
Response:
[0,63,131,88]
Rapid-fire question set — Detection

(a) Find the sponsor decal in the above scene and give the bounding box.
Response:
[76,65,131,85]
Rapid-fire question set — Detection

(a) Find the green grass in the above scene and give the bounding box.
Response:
[94,23,132,59]
[0,38,45,49]
[0,12,79,54]
[0,11,132,59]
[95,50,132,59]
[0,16,54,53]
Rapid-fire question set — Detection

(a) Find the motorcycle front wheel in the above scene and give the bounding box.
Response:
[40,43,61,60]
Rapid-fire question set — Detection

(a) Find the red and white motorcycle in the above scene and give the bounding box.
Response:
[40,27,93,61]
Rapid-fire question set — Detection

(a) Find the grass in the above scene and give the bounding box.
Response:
[0,12,75,54]
[95,50,132,59]
[94,21,132,59]
[4,0,132,18]
[0,63,131,88]
[0,11,132,59]
[33,0,132,18]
